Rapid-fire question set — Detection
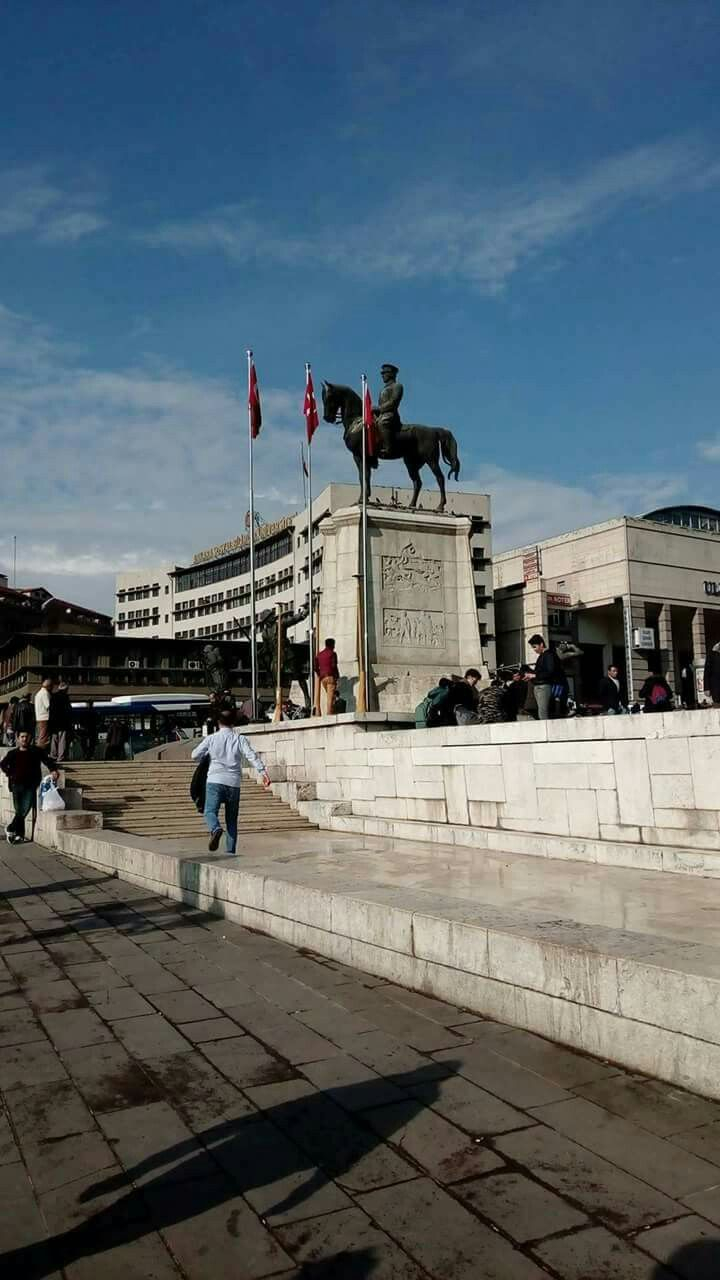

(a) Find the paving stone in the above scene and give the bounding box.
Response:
[683,1184,720,1227]
[61,1230,181,1279]
[63,960,129,991]
[209,1114,353,1225]
[62,1041,163,1112]
[4,949,63,984]
[179,1017,244,1042]
[144,1178,295,1278]
[112,1013,193,1058]
[532,1096,720,1196]
[300,1053,407,1111]
[360,1176,551,1279]
[433,1043,573,1108]
[0,1109,20,1165]
[575,1074,720,1137]
[0,1004,46,1046]
[142,1052,257,1133]
[40,1007,115,1051]
[24,1129,117,1193]
[147,989,219,1023]
[457,1170,587,1242]
[98,1101,217,1188]
[366,1098,505,1183]
[24,977,87,1013]
[125,964,186,994]
[633,1215,720,1279]
[0,1163,56,1267]
[382,985,480,1027]
[495,1125,685,1231]
[407,1071,531,1136]
[87,986,155,1020]
[0,989,26,1011]
[191,976,258,1008]
[672,1120,720,1164]
[200,1034,296,1088]
[4,1078,95,1142]
[324,981,393,1012]
[245,1076,418,1192]
[535,1224,676,1279]
[39,1163,149,1237]
[342,1029,450,1085]
[276,1205,427,1278]
[0,1037,68,1089]
[491,1028,620,1087]
[359,1000,474,1053]
[46,939,98,966]
[225,1001,343,1064]
[293,1003,377,1042]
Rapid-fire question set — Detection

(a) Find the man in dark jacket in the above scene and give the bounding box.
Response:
[49,679,72,762]
[525,635,568,720]
[1,732,58,844]
[639,672,674,713]
[14,694,36,738]
[704,643,720,707]
[598,664,626,714]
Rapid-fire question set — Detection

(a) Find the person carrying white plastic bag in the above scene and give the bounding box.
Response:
[0,731,59,845]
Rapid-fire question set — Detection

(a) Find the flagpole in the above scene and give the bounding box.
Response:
[247,350,258,719]
[305,363,315,716]
[361,373,371,714]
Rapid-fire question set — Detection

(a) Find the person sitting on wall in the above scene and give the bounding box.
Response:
[314,638,339,716]
[639,671,674,713]
[524,635,568,720]
[598,664,627,715]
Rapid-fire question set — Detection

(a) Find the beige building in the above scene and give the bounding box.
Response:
[493,506,720,704]
[116,483,496,671]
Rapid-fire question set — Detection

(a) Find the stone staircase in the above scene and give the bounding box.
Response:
[63,761,314,839]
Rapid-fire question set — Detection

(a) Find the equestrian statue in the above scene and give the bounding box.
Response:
[321,363,460,511]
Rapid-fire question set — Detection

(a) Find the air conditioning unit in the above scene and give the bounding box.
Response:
[633,627,656,650]
[127,659,140,669]
[187,660,201,670]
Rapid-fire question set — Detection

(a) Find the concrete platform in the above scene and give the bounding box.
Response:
[54,823,720,1101]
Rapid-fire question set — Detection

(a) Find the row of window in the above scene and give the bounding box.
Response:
[174,530,294,592]
[117,583,168,602]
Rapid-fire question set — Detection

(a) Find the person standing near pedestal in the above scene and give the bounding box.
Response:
[34,677,53,748]
[314,638,339,716]
[49,679,72,762]
[525,635,568,720]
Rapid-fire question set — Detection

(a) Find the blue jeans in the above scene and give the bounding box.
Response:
[204,782,240,853]
[9,785,36,839]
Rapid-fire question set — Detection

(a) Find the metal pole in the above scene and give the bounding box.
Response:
[361,374,371,712]
[273,606,283,722]
[306,363,314,715]
[12,535,16,587]
[247,350,258,719]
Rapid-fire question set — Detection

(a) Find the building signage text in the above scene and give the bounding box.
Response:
[704,581,720,597]
[192,516,294,566]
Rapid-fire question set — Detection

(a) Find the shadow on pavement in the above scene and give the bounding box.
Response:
[654,1238,720,1279]
[0,1060,454,1279]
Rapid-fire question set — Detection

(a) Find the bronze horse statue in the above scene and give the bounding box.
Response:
[321,382,460,511]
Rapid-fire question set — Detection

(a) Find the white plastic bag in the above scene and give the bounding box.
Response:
[40,777,65,812]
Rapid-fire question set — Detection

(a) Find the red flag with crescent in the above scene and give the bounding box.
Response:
[363,381,377,458]
[304,368,319,444]
[248,357,262,439]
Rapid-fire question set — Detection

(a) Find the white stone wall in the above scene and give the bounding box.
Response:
[243,710,720,858]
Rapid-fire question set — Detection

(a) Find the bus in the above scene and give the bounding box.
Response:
[69,694,210,759]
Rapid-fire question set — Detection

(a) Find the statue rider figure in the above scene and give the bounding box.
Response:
[374,363,403,458]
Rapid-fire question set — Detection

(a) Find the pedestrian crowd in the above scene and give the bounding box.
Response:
[2,677,73,758]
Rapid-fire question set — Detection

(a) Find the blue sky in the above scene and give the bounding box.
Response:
[3,0,720,613]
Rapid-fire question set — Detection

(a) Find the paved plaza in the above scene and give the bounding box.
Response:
[2,843,720,1278]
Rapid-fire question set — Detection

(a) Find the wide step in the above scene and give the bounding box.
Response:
[64,760,314,838]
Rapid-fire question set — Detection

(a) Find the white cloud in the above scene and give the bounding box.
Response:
[0,166,107,244]
[139,135,718,293]
[697,436,720,462]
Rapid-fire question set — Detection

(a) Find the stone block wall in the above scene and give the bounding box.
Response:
[243,710,720,861]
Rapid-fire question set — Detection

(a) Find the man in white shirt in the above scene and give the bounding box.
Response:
[34,677,54,748]
[191,708,270,854]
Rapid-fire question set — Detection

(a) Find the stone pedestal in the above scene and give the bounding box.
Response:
[318,504,485,712]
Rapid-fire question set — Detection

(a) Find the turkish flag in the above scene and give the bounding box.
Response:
[248,358,262,439]
[363,383,377,458]
[304,368,319,444]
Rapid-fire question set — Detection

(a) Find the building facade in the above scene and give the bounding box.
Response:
[493,506,720,703]
[115,483,496,670]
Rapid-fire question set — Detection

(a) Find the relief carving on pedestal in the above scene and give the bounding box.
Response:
[383,609,445,649]
[381,542,442,593]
